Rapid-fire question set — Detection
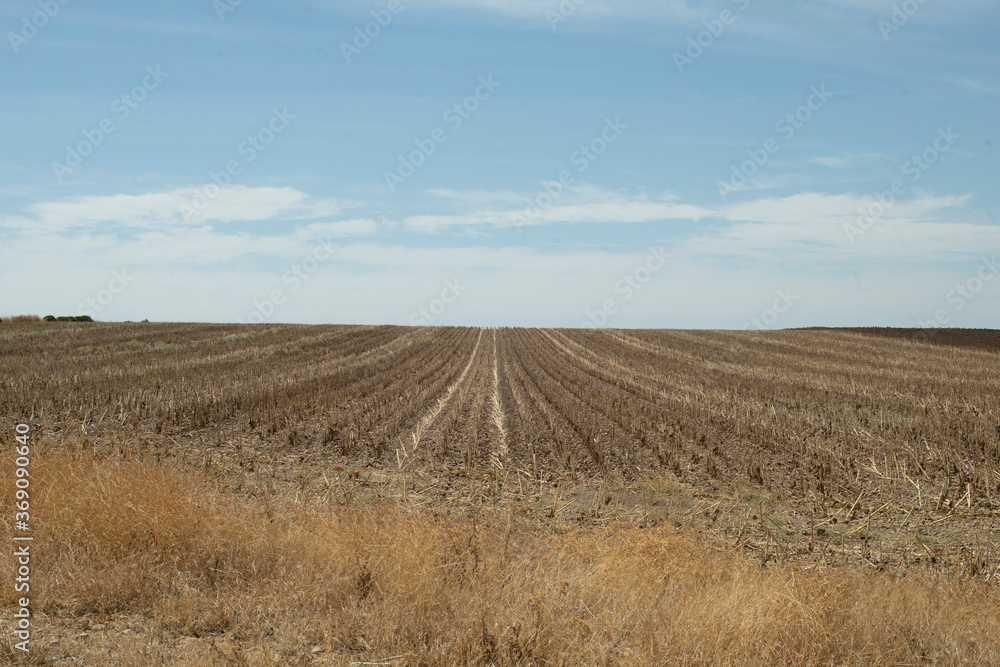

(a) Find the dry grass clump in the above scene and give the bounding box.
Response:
[3,314,42,323]
[2,451,999,665]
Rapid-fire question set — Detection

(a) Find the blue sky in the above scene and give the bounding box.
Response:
[1,0,997,328]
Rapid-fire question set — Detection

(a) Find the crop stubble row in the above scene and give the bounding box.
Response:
[3,323,999,514]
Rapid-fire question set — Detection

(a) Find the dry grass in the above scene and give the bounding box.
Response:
[2,450,999,665]
[3,314,42,323]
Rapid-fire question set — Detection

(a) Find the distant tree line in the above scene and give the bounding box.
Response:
[0,314,94,323]
[44,315,95,322]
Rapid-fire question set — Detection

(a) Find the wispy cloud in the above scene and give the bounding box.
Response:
[809,153,893,169]
[322,0,700,24]
[399,187,987,264]
[819,0,992,17]
[684,192,984,261]
[403,186,710,232]
[1,187,362,233]
[810,156,853,169]
[1,185,987,271]
[401,187,979,248]
[6,218,378,267]
[720,192,970,227]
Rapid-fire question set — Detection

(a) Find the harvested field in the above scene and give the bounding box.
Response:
[2,322,999,664]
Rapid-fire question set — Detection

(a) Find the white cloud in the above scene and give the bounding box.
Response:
[0,184,989,278]
[819,0,991,15]
[402,202,709,232]
[1,186,361,233]
[810,156,853,169]
[808,153,893,169]
[294,219,379,239]
[720,192,969,227]
[319,0,991,39]
[323,0,700,25]
[399,188,979,252]
[403,186,711,232]
[682,192,986,260]
[4,218,378,268]
[723,172,814,194]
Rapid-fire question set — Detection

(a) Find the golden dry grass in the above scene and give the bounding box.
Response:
[2,450,999,665]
